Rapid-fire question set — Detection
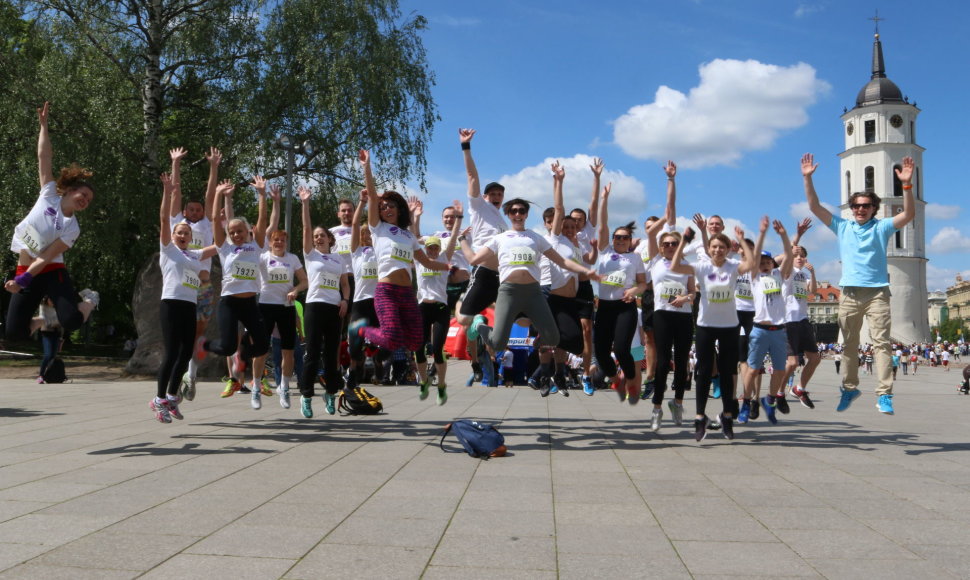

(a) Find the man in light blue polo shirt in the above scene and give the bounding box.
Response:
[800,154,915,415]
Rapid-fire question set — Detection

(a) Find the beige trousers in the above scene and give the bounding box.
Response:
[839,286,893,395]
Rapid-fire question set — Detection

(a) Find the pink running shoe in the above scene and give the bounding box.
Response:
[167,396,184,420]
[150,398,172,423]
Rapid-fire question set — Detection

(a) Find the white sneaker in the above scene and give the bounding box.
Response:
[650,409,663,432]
[251,388,262,410]
[277,386,291,409]
[79,288,100,309]
[180,373,196,401]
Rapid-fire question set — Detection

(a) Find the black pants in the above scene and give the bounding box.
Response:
[694,325,739,416]
[593,299,638,379]
[5,267,84,341]
[205,295,268,358]
[259,303,297,350]
[301,301,343,396]
[652,309,693,405]
[157,299,196,398]
[416,301,450,365]
[549,293,583,355]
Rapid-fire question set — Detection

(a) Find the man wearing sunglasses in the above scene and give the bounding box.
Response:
[801,153,915,415]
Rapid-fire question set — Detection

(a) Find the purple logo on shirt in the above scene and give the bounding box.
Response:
[44,206,62,230]
[232,245,254,254]
[610,253,619,261]
[389,226,399,235]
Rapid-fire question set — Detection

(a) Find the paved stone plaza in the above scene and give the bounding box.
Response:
[1,359,970,579]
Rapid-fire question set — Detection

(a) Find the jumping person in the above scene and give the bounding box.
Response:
[5,102,99,342]
[346,189,378,392]
[298,186,350,418]
[783,241,821,410]
[153,171,218,423]
[570,158,602,391]
[801,153,915,415]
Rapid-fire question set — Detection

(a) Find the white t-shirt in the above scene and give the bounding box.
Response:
[159,242,204,303]
[784,267,811,322]
[218,240,263,296]
[485,229,552,283]
[468,195,507,253]
[351,246,378,302]
[258,251,303,305]
[574,222,595,264]
[431,229,470,273]
[170,215,213,272]
[544,233,581,291]
[304,249,344,305]
[735,271,755,312]
[637,244,656,285]
[651,259,692,314]
[330,224,353,273]
[11,182,80,264]
[752,269,787,325]
[416,256,449,304]
[596,245,644,301]
[693,259,741,328]
[371,220,421,281]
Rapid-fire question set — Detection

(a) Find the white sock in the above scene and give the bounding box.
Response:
[281,376,289,390]
[187,359,197,380]
[166,394,178,402]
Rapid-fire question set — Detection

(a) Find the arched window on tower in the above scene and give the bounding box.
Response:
[893,164,902,197]
[865,166,875,192]
[845,171,851,197]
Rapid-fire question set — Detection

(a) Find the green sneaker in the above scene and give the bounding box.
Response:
[436,384,448,406]
[419,380,430,401]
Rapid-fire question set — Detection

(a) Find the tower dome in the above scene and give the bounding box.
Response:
[854,33,904,107]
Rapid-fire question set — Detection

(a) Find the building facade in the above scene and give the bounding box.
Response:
[808,282,841,324]
[946,275,970,322]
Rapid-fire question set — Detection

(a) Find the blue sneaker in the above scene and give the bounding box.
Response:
[876,394,894,415]
[348,319,367,354]
[323,392,336,415]
[582,376,594,396]
[548,382,559,395]
[466,374,475,387]
[737,400,751,424]
[760,396,777,425]
[466,314,487,340]
[836,385,862,412]
[640,379,655,400]
[300,396,313,418]
[528,377,540,390]
[712,376,721,399]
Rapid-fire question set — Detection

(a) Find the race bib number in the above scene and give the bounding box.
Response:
[360,261,377,280]
[317,272,339,291]
[736,277,753,300]
[190,232,204,250]
[336,237,351,255]
[760,275,781,295]
[793,280,808,300]
[508,246,536,266]
[658,279,686,301]
[230,259,257,281]
[601,269,627,287]
[181,269,201,290]
[391,242,413,263]
[267,266,290,284]
[707,284,732,304]
[19,224,43,254]
[422,269,441,278]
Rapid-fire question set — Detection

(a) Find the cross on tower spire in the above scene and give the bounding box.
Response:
[869,10,884,37]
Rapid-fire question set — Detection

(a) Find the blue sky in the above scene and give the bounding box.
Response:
[396,1,969,292]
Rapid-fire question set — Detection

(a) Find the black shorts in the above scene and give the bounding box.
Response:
[785,318,817,356]
[258,303,298,350]
[349,298,379,328]
[576,280,594,320]
[459,266,499,317]
[640,288,655,331]
[446,280,469,312]
[737,309,755,363]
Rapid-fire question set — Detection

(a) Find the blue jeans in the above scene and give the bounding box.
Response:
[39,330,60,375]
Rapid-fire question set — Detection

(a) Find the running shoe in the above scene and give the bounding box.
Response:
[323,392,336,415]
[477,336,495,387]
[36,376,45,384]
[181,372,196,401]
[539,377,552,398]
[548,382,560,395]
[466,314,487,340]
[628,383,641,405]
[220,377,241,398]
[277,386,291,409]
[836,384,861,412]
[876,394,894,415]
[640,379,655,400]
[528,377,540,390]
[775,394,790,415]
[239,384,251,394]
[694,416,709,442]
[79,288,100,309]
[150,398,172,423]
[552,376,569,397]
[614,379,626,402]
[711,376,721,399]
[749,398,761,420]
[760,396,778,425]
[790,385,815,409]
[667,401,684,426]
[348,319,367,355]
[259,378,274,397]
[650,408,663,432]
[251,387,262,410]
[436,385,448,406]
[582,375,594,396]
[419,380,430,401]
[167,395,184,420]
[718,413,734,440]
[194,335,207,361]
[231,351,245,376]
[738,400,751,424]
[301,396,313,418]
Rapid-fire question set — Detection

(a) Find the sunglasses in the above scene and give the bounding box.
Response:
[613,234,631,240]
[661,241,678,247]
[850,203,873,210]
[508,207,528,215]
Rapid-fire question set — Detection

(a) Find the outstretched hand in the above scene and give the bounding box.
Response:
[268,183,281,203]
[692,213,706,232]
[217,179,235,197]
[759,215,769,233]
[602,182,612,198]
[38,101,49,126]
[895,156,915,183]
[298,186,313,202]
[358,188,368,205]
[796,217,812,236]
[663,160,677,179]
[408,195,423,217]
[358,149,370,165]
[458,128,476,144]
[206,147,222,166]
[800,153,817,177]
[250,175,267,193]
[551,160,565,181]
[169,147,188,162]
[452,199,464,215]
[590,157,604,177]
[772,219,787,236]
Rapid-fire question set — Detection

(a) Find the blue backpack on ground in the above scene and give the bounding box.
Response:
[440,420,507,459]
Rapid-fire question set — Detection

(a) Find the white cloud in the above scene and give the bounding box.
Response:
[813,258,842,285]
[612,59,831,169]
[926,263,970,293]
[497,154,647,227]
[929,227,970,254]
[788,200,837,249]
[925,203,962,220]
[794,3,824,18]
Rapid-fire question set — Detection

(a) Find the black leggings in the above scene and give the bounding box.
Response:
[416,301,450,365]
[652,309,693,405]
[5,267,84,341]
[694,325,739,416]
[593,299,638,379]
[348,298,378,360]
[549,293,583,355]
[157,299,196,398]
[259,303,297,350]
[205,295,268,358]
[301,301,343,396]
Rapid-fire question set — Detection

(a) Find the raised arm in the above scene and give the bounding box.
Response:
[749,216,769,275]
[350,188,366,252]
[645,215,668,260]
[692,213,709,256]
[774,220,794,280]
[668,226,696,276]
[160,173,174,246]
[266,183,281,236]
[212,181,234,247]
[299,186,314,255]
[597,182,612,252]
[203,147,222,220]
[443,200,463,262]
[805,262,818,294]
[359,149,380,228]
[893,156,916,229]
[168,147,187,217]
[37,102,54,187]
[408,195,423,237]
[251,175,268,247]
[544,247,599,280]
[587,157,603,229]
[551,161,565,236]
[663,161,677,229]
[460,128,480,199]
[801,153,833,227]
[734,225,754,274]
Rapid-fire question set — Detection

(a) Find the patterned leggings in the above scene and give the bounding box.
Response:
[362,282,423,351]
